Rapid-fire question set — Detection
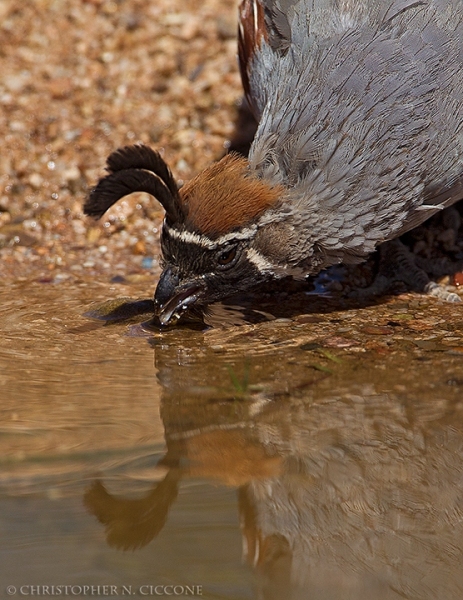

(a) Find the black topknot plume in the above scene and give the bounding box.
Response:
[84,144,182,225]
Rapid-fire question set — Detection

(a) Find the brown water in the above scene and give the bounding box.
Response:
[1,279,463,599]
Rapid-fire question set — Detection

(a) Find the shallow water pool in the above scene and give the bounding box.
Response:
[1,280,463,599]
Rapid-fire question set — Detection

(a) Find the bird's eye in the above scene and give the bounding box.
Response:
[216,246,238,268]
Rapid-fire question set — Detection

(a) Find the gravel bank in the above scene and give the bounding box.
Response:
[0,0,241,282]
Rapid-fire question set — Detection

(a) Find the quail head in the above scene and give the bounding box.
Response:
[85,0,463,324]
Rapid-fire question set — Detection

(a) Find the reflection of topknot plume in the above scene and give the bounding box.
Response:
[83,468,180,551]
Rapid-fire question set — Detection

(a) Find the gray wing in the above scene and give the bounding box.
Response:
[247,0,463,261]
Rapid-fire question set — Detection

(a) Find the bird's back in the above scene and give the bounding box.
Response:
[244,0,463,264]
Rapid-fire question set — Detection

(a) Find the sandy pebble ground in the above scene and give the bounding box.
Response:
[1,0,462,296]
[0,0,242,284]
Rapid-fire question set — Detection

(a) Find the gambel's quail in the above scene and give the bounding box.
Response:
[85,0,463,324]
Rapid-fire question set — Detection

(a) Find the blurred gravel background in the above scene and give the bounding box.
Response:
[0,0,241,282]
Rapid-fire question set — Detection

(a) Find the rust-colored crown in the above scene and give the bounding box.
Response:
[85,146,282,239]
[179,153,282,237]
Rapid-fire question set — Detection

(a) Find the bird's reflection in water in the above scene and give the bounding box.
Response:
[85,330,463,599]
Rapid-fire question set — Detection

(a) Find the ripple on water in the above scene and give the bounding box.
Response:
[1,280,463,598]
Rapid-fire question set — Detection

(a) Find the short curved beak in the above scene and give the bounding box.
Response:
[154,267,204,326]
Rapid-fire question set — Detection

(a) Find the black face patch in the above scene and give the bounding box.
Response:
[159,226,268,303]
[160,228,229,278]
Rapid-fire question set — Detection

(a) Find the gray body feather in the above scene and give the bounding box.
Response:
[248,0,463,271]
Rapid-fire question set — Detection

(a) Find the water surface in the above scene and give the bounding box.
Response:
[1,280,463,599]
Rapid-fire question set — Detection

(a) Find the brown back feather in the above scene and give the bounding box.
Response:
[179,154,282,237]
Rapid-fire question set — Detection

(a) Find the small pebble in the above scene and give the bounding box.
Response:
[360,326,394,335]
[322,336,357,348]
[141,256,154,269]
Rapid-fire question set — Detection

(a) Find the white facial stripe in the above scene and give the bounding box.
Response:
[246,248,307,280]
[163,222,307,279]
[163,222,257,249]
[164,226,215,248]
[218,227,257,243]
[245,248,276,273]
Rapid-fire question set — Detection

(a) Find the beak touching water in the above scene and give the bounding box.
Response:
[83,144,279,327]
[154,267,205,326]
